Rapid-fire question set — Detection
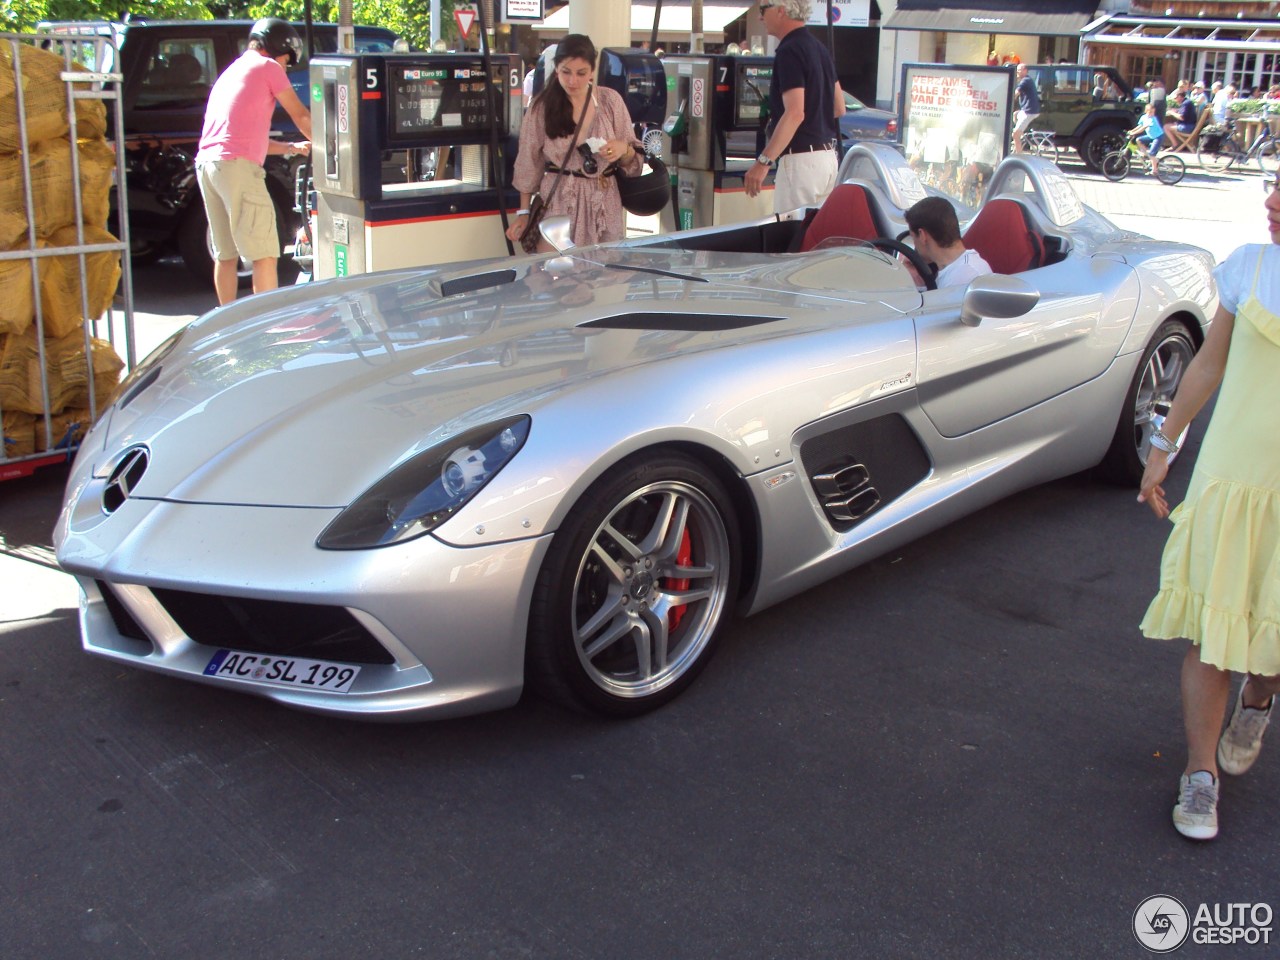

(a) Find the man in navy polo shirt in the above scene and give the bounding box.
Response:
[744,0,845,212]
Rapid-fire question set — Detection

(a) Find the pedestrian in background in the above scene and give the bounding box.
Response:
[744,0,845,212]
[1138,174,1280,841]
[195,18,312,305]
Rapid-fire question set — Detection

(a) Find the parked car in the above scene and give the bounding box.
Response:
[55,145,1215,721]
[1024,64,1137,170]
[36,18,400,286]
[727,90,898,157]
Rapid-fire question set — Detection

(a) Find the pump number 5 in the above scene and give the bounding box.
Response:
[365,67,378,91]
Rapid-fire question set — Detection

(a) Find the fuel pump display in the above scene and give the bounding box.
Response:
[310,52,522,280]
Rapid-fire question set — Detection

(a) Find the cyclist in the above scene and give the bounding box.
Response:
[1011,64,1040,153]
[1128,102,1167,173]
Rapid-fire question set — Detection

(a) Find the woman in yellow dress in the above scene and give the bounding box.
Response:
[1139,174,1280,840]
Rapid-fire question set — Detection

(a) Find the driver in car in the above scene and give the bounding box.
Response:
[904,196,993,289]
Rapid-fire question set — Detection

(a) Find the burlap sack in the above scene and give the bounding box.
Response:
[40,225,120,338]
[0,137,115,247]
[35,406,91,452]
[0,249,38,337]
[0,43,69,149]
[0,328,123,415]
[2,409,35,459]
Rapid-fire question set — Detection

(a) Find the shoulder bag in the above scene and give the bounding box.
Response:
[519,87,592,254]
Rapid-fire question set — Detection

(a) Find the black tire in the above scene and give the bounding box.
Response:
[1097,320,1197,485]
[177,196,298,289]
[1154,153,1185,185]
[1198,135,1239,173]
[526,452,741,717]
[1255,138,1280,176]
[1081,125,1129,172]
[1101,150,1130,182]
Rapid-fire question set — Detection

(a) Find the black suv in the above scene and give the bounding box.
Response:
[1024,64,1137,171]
[38,19,399,285]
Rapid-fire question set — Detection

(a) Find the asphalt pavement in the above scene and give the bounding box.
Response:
[2,160,1277,959]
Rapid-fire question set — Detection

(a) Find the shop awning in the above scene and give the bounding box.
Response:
[533,4,751,41]
[883,0,1099,38]
[1082,15,1280,55]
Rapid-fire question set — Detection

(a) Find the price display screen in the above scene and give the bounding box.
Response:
[387,61,503,143]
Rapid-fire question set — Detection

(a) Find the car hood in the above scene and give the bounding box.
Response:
[90,245,919,508]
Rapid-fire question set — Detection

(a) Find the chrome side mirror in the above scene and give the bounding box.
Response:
[959,274,1040,327]
[540,214,574,252]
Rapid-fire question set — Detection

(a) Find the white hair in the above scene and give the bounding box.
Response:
[780,0,814,20]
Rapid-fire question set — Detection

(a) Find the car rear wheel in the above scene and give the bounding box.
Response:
[526,453,740,716]
[1082,125,1129,172]
[1097,319,1197,485]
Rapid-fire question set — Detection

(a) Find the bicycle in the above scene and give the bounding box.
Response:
[1018,128,1059,163]
[1196,117,1280,174]
[1101,135,1185,185]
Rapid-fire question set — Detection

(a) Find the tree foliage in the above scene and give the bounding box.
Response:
[1,0,450,49]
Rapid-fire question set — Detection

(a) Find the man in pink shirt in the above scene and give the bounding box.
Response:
[196,18,313,304]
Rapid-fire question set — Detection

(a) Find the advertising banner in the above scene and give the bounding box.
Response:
[899,64,1013,207]
[806,1,871,28]
[503,0,544,23]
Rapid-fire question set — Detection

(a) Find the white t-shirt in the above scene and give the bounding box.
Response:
[1215,243,1280,314]
[936,248,993,288]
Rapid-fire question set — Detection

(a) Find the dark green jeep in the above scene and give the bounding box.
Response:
[1025,64,1137,171]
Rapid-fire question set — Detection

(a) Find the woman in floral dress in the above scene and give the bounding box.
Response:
[506,34,642,251]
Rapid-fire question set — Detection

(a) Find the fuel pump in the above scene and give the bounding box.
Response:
[309,52,522,279]
[662,54,775,231]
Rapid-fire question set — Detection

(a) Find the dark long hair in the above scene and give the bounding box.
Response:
[534,34,597,139]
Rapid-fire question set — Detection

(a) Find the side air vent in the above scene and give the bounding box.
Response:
[800,414,930,532]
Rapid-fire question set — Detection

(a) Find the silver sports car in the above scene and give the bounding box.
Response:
[55,147,1217,719]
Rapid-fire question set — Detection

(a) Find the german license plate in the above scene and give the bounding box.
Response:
[203,650,361,693]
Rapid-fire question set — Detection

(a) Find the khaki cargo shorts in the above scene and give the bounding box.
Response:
[196,157,279,263]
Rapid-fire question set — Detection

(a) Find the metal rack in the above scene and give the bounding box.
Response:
[0,28,135,480]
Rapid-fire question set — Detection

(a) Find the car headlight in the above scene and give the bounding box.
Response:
[316,416,530,550]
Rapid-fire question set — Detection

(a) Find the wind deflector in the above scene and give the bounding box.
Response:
[577,312,784,332]
[438,269,518,299]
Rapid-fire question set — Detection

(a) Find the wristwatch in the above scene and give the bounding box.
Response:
[756,153,774,167]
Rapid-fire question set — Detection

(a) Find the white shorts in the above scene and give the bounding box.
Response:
[196,157,280,263]
[1013,110,1040,140]
[773,148,838,213]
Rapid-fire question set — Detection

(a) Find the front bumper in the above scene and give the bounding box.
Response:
[57,493,551,720]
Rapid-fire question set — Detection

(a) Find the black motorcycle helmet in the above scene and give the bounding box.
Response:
[616,154,671,217]
[250,18,302,68]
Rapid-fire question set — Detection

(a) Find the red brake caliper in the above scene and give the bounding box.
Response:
[666,529,692,631]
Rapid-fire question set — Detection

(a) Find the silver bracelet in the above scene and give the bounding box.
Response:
[1150,430,1180,454]
[516,209,530,216]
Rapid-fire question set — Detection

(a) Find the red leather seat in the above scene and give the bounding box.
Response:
[961,198,1045,275]
[798,184,885,253]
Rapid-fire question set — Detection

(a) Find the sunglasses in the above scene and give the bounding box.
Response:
[577,142,599,175]
[1266,178,1279,194]
[759,3,775,12]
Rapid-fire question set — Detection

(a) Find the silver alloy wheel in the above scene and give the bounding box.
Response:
[1133,328,1196,465]
[570,480,731,699]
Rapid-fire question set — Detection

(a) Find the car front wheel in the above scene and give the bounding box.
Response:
[1098,319,1197,485]
[527,453,740,716]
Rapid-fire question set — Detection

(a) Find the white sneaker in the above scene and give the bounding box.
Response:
[1172,771,1218,840]
[1217,679,1273,776]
